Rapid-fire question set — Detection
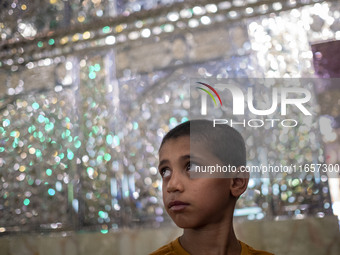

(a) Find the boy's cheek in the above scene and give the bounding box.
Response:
[161,181,167,190]
[161,182,168,198]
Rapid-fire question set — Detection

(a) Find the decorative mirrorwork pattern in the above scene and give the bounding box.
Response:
[0,76,79,232]
[1,0,338,233]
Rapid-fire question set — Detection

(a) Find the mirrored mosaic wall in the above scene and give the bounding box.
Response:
[1,0,339,234]
[0,0,183,42]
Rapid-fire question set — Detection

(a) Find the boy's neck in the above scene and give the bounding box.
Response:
[180,220,241,255]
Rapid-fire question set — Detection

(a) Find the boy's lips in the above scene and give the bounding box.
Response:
[168,201,190,212]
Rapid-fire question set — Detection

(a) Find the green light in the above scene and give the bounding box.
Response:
[89,72,96,79]
[106,134,113,145]
[37,115,45,123]
[67,149,74,160]
[101,229,108,234]
[36,149,42,158]
[48,188,56,196]
[12,139,18,148]
[38,131,43,138]
[23,198,30,206]
[28,125,36,133]
[181,117,189,123]
[133,122,138,130]
[45,122,54,132]
[102,26,110,33]
[46,169,52,176]
[94,64,101,72]
[65,117,71,123]
[37,41,44,47]
[169,117,177,125]
[104,153,111,161]
[0,147,4,152]
[74,140,81,148]
[92,126,99,134]
[59,153,64,159]
[97,155,103,163]
[98,211,106,218]
[48,38,55,45]
[10,131,17,137]
[32,102,40,110]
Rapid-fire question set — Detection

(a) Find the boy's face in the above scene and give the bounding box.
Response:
[158,136,235,229]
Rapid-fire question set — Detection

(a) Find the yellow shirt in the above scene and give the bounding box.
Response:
[149,238,274,255]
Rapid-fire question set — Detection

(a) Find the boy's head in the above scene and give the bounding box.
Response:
[160,119,246,168]
[158,119,248,229]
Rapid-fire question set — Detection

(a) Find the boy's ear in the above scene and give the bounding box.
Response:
[230,167,249,198]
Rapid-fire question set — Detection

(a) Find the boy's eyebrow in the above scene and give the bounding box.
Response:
[158,155,191,169]
[158,159,170,169]
[181,155,190,160]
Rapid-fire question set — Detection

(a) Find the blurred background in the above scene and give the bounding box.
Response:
[0,0,340,254]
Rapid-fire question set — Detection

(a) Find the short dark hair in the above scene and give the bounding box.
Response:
[160,119,246,168]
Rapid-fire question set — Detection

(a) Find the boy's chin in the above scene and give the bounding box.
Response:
[173,222,195,229]
[170,216,203,229]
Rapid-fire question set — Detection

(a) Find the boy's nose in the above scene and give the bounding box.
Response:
[166,171,184,193]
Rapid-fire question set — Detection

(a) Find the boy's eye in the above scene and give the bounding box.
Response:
[159,167,171,178]
[187,162,199,172]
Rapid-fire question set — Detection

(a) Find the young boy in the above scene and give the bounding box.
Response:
[150,119,273,255]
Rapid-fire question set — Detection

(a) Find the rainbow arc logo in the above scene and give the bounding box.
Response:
[196,82,223,107]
